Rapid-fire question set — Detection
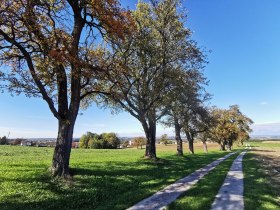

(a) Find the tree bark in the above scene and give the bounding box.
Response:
[228,139,233,151]
[142,119,157,159]
[174,120,183,156]
[202,140,208,153]
[51,119,75,177]
[220,140,226,151]
[186,131,194,154]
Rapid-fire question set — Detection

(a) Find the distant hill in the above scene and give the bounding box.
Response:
[250,135,280,140]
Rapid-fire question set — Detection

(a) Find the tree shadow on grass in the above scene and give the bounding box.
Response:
[0,152,230,210]
[167,153,239,210]
[243,153,280,210]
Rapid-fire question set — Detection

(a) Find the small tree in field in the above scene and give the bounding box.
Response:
[122,140,130,148]
[160,134,169,146]
[133,137,146,149]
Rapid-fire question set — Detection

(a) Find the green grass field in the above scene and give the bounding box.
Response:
[167,152,240,210]
[0,144,230,210]
[1,142,279,210]
[243,153,280,210]
[244,140,280,209]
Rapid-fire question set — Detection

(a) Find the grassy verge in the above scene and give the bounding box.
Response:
[0,145,229,210]
[243,152,280,210]
[247,140,280,148]
[167,152,240,210]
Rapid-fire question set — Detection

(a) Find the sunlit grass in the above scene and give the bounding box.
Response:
[243,152,280,210]
[167,152,239,210]
[247,140,280,148]
[0,144,228,210]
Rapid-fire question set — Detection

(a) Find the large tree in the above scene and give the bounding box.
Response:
[0,0,132,177]
[94,0,205,159]
[182,103,211,154]
[161,69,207,155]
[209,105,253,151]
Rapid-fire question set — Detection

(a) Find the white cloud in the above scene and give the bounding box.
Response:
[260,101,268,105]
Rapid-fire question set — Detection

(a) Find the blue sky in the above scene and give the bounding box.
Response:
[1,0,280,138]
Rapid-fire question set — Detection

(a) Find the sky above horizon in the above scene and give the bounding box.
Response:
[1,0,280,138]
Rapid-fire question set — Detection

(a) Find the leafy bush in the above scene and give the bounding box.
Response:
[160,134,169,145]
[0,136,7,145]
[80,132,120,149]
[122,140,130,148]
[102,133,120,149]
[80,132,98,148]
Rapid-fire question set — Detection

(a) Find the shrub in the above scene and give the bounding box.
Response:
[160,134,169,145]
[80,132,98,148]
[11,138,22,145]
[80,132,120,149]
[102,133,120,149]
[122,140,130,148]
[0,136,7,145]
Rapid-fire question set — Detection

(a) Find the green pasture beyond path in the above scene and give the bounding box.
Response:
[0,143,279,210]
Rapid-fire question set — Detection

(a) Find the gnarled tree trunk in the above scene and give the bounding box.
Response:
[51,118,76,178]
[228,139,233,150]
[186,131,194,154]
[50,110,80,178]
[220,140,226,151]
[142,118,157,159]
[51,72,80,178]
[174,119,183,156]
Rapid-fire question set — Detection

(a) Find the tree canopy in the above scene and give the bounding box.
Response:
[92,0,206,159]
[209,105,253,150]
[0,0,133,177]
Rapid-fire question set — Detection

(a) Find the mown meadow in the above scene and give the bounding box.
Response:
[167,140,280,210]
[243,140,280,210]
[1,143,228,210]
[1,142,279,210]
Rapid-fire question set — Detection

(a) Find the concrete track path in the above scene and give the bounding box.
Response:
[211,151,247,210]
[127,152,236,210]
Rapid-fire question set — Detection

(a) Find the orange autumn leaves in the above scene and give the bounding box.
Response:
[89,0,134,40]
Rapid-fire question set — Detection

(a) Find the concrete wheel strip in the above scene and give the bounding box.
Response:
[127,152,237,210]
[211,151,247,210]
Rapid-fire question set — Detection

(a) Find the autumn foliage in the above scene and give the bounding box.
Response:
[0,0,134,177]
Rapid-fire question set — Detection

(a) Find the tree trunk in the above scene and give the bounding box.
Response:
[228,139,233,151]
[202,140,208,153]
[142,119,157,159]
[186,132,194,154]
[175,120,183,156]
[51,119,75,178]
[220,141,226,151]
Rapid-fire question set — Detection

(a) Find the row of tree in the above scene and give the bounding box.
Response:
[164,105,253,154]
[0,0,252,178]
